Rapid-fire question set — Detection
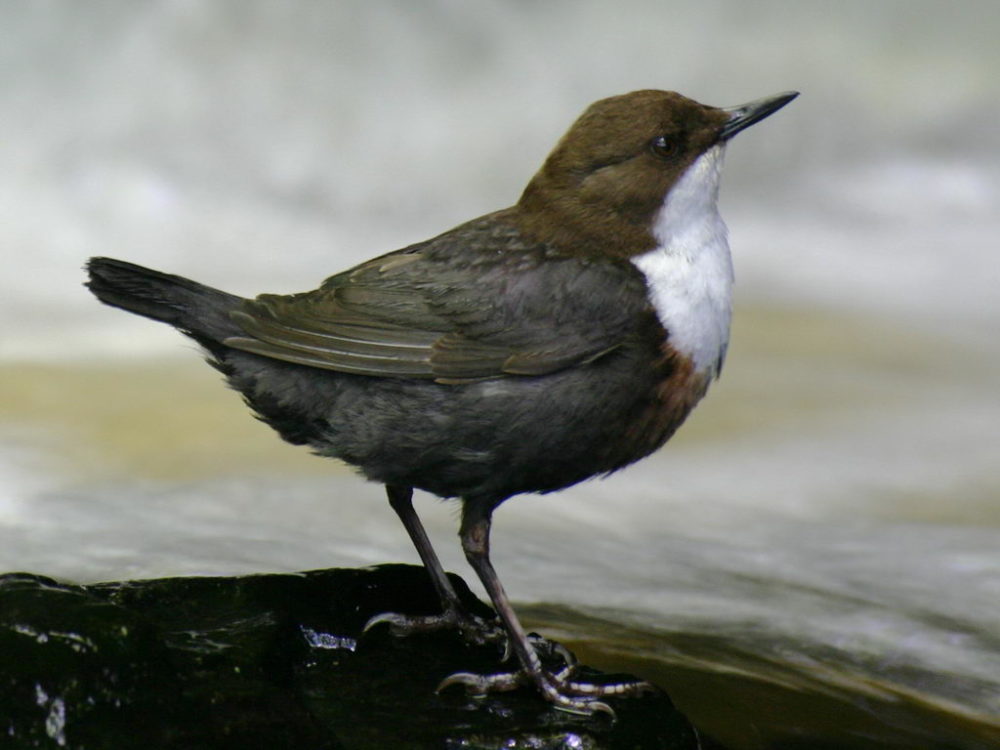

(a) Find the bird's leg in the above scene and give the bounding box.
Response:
[387,484,462,609]
[363,485,501,645]
[438,502,653,716]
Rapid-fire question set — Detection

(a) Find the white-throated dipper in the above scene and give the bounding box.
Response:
[86,89,797,715]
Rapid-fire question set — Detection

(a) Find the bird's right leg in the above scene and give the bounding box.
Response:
[363,484,502,645]
[438,501,653,716]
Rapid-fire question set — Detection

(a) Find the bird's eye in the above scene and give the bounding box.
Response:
[650,135,677,159]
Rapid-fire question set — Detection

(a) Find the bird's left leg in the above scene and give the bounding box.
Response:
[363,484,502,645]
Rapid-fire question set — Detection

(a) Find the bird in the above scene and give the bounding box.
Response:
[86,88,797,716]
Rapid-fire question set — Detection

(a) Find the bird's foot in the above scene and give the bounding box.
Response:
[437,640,655,717]
[363,605,503,647]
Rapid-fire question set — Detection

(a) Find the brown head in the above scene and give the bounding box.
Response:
[516,89,797,257]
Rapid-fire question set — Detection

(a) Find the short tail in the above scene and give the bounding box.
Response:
[85,257,245,344]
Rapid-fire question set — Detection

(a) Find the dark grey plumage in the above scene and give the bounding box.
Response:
[87,209,673,506]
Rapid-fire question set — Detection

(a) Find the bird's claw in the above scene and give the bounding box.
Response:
[362,607,503,646]
[365,608,649,718]
[436,653,652,719]
[436,669,526,695]
[437,668,619,717]
[361,611,421,636]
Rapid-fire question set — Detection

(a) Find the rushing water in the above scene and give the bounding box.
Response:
[1,2,998,747]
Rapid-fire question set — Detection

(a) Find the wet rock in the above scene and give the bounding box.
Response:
[0,565,698,749]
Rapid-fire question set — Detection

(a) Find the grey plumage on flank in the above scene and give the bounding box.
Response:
[86,88,797,715]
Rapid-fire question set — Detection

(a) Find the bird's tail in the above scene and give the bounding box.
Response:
[85,257,245,344]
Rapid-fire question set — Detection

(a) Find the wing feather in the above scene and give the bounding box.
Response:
[223,215,650,382]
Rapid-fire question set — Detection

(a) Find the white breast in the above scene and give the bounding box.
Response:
[631,145,733,378]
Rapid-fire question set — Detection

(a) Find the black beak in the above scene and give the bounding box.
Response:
[719,91,799,140]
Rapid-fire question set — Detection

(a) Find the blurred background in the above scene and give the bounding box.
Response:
[1,1,997,746]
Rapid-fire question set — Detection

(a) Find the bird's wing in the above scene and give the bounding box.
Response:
[224,220,651,383]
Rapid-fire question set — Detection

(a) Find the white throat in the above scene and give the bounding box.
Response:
[631,145,733,377]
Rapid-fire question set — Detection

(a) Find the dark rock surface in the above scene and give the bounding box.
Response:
[0,565,699,749]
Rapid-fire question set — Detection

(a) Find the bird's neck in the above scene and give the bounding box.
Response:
[514,173,660,259]
[632,145,734,378]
